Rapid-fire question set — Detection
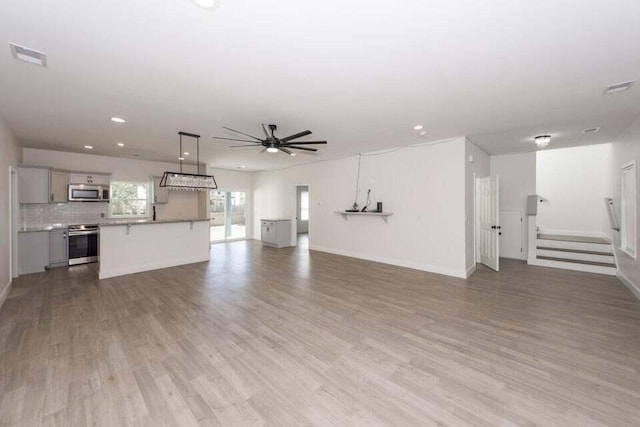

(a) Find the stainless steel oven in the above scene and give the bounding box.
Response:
[68,184,109,202]
[68,224,99,265]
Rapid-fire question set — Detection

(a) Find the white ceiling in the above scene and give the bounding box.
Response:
[1,0,639,170]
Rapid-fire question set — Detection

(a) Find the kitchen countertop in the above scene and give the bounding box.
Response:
[261,218,291,222]
[98,218,208,227]
[19,218,208,232]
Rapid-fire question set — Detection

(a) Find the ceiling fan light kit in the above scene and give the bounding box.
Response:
[160,132,218,191]
[212,123,327,156]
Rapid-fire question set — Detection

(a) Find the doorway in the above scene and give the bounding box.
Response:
[209,191,247,242]
[10,167,18,278]
[296,185,309,234]
[476,175,500,271]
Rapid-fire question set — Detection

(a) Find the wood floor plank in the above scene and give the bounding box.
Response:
[1,236,639,426]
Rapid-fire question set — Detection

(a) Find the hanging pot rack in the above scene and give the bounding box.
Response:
[159,131,218,191]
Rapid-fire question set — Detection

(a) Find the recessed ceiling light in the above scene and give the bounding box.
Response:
[237,165,246,169]
[9,43,47,67]
[184,152,190,155]
[289,152,296,156]
[603,81,635,95]
[117,142,125,147]
[111,117,126,123]
[419,131,427,137]
[413,125,423,131]
[192,0,220,9]
[84,145,93,149]
[582,127,600,134]
[266,147,279,153]
[178,157,185,160]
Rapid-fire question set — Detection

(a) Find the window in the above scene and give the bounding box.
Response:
[209,191,246,241]
[300,190,309,221]
[110,181,150,218]
[621,161,636,258]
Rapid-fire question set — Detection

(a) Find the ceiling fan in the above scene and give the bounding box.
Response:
[212,124,327,156]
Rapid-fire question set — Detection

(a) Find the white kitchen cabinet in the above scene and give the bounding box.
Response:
[19,231,49,274]
[49,229,68,267]
[18,166,50,204]
[152,176,169,204]
[50,170,69,203]
[261,219,292,248]
[69,173,110,185]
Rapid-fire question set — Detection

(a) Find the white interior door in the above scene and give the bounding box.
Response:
[478,176,500,271]
[500,210,523,260]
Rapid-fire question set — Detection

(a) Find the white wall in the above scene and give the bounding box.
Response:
[536,144,612,237]
[22,148,203,220]
[609,116,640,298]
[0,116,19,304]
[253,137,469,278]
[465,139,490,271]
[490,152,536,259]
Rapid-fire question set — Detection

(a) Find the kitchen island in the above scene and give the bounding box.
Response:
[99,218,210,279]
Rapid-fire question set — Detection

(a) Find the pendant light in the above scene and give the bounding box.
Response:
[159,132,218,191]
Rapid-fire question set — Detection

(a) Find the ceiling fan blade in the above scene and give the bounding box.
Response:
[286,145,318,152]
[222,127,262,141]
[212,136,262,143]
[229,145,263,148]
[261,123,271,138]
[281,141,327,145]
[280,130,312,142]
[279,147,293,155]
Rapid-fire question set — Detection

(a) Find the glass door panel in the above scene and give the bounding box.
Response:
[209,191,246,242]
[229,192,246,239]
[209,191,226,242]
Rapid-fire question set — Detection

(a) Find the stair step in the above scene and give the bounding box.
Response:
[537,246,612,256]
[537,249,614,264]
[537,256,615,268]
[531,258,617,276]
[537,234,611,244]
[536,239,611,253]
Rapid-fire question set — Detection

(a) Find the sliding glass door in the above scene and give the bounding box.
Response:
[209,191,246,242]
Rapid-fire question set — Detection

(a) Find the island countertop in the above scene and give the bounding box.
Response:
[98,218,209,227]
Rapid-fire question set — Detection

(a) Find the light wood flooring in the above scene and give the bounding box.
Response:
[1,237,640,426]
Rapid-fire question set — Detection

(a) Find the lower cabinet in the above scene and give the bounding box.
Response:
[49,229,68,267]
[260,219,292,248]
[18,231,49,275]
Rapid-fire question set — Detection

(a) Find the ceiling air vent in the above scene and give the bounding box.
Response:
[582,127,600,134]
[9,42,47,67]
[603,81,634,95]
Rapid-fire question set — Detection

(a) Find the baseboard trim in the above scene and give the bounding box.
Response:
[310,245,467,279]
[0,279,12,310]
[617,270,640,301]
[466,264,477,278]
[99,255,211,280]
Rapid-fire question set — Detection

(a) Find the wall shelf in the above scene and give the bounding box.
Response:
[336,211,394,223]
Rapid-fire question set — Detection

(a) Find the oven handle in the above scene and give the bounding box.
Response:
[68,231,99,236]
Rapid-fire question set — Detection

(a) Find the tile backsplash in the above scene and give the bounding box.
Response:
[21,203,109,227]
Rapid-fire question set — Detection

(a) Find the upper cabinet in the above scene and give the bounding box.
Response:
[50,170,69,203]
[152,176,169,204]
[69,173,110,185]
[18,167,50,204]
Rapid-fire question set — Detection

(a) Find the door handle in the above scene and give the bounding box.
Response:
[491,226,502,230]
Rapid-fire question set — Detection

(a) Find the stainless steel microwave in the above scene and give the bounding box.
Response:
[68,184,109,202]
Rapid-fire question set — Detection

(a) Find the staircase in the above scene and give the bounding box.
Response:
[533,234,616,275]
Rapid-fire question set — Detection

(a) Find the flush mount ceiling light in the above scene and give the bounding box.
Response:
[266,147,279,153]
[84,145,93,149]
[413,125,423,131]
[191,0,220,9]
[160,132,218,191]
[603,81,635,95]
[9,42,47,67]
[110,117,126,123]
[534,135,551,149]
